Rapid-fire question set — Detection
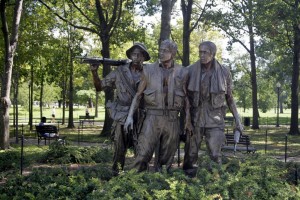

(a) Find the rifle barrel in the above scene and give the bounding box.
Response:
[76,56,130,66]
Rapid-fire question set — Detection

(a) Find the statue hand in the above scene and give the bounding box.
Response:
[235,120,244,134]
[124,116,134,133]
[90,64,99,71]
[185,121,194,136]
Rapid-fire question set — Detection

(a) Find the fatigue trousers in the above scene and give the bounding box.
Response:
[183,127,226,171]
[130,113,179,172]
[112,122,137,175]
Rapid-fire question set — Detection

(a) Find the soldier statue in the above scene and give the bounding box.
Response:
[183,41,243,176]
[90,43,150,175]
[125,39,193,172]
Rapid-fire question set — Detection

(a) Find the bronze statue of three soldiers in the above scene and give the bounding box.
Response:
[90,40,242,176]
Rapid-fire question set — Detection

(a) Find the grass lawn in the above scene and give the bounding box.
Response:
[8,106,300,157]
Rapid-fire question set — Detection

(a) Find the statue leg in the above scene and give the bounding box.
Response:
[130,115,160,172]
[205,128,226,164]
[112,123,127,175]
[159,118,179,172]
[183,126,203,170]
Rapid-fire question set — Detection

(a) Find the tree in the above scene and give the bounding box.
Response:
[160,0,177,42]
[207,0,260,129]
[38,0,135,135]
[0,0,24,150]
[256,0,300,135]
[228,54,252,112]
[181,0,214,66]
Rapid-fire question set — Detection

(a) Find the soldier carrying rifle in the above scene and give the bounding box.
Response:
[88,43,150,176]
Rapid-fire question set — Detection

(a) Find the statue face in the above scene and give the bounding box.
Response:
[130,48,145,65]
[159,45,173,62]
[199,45,213,64]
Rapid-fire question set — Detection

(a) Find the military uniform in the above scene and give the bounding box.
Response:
[183,59,233,170]
[102,63,143,174]
[90,42,150,175]
[129,62,189,172]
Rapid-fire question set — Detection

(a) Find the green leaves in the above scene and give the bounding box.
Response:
[1,148,300,199]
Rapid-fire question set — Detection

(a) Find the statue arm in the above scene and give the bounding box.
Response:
[90,64,102,91]
[124,73,147,132]
[90,64,117,92]
[128,73,146,117]
[183,70,194,134]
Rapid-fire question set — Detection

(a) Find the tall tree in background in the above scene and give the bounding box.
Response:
[208,0,260,129]
[181,0,214,66]
[256,0,300,135]
[38,0,127,135]
[0,0,24,150]
[160,0,177,42]
[289,0,300,135]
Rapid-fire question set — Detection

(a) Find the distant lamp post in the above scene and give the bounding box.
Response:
[276,82,281,127]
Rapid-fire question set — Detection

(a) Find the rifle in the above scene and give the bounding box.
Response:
[76,56,130,66]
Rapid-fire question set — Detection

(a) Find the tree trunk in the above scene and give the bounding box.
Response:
[39,76,44,120]
[67,53,75,128]
[280,100,284,113]
[95,91,98,118]
[249,40,259,129]
[100,37,113,137]
[159,0,177,44]
[67,26,75,128]
[14,68,19,144]
[0,0,24,150]
[29,65,33,130]
[289,18,300,135]
[248,0,259,129]
[181,0,192,67]
[61,65,67,125]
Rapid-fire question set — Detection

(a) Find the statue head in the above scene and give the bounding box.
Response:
[199,41,216,64]
[126,42,151,62]
[159,39,177,62]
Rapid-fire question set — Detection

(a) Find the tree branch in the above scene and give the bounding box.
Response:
[191,0,209,33]
[221,27,250,53]
[109,0,123,38]
[69,0,100,27]
[227,0,249,22]
[95,0,107,34]
[38,0,99,35]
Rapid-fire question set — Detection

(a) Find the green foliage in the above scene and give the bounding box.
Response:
[40,142,112,164]
[0,166,107,200]
[0,150,20,171]
[1,149,300,199]
[75,89,96,106]
[0,145,47,175]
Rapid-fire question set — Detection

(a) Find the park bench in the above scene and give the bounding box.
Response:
[221,133,256,153]
[79,115,95,125]
[35,125,60,145]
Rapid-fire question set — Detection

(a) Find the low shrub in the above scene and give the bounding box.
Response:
[1,148,299,199]
[0,150,20,171]
[39,142,113,164]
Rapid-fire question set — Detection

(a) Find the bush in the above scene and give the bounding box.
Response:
[0,150,20,171]
[40,142,113,164]
[1,149,300,199]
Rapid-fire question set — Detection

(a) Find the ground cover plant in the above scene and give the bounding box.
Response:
[2,107,300,199]
[0,139,299,199]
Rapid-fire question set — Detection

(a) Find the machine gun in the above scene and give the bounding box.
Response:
[76,56,130,66]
